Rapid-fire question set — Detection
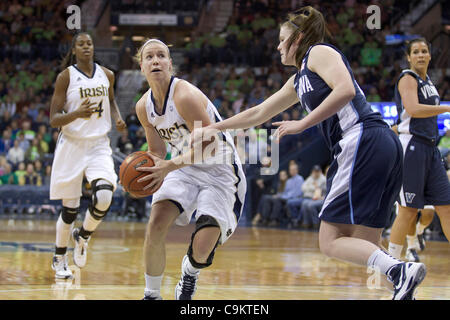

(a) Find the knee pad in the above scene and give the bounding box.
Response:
[187,215,221,269]
[61,206,79,224]
[90,179,114,220]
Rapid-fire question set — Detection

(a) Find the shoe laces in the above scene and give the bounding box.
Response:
[181,273,198,294]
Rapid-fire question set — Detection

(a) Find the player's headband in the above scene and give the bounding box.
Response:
[141,39,170,54]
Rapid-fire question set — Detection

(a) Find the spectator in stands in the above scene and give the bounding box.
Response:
[132,127,146,151]
[125,109,140,137]
[300,165,327,229]
[37,123,51,143]
[438,129,450,157]
[36,132,48,154]
[123,192,147,221]
[17,119,35,142]
[257,169,288,226]
[47,130,58,154]
[259,161,304,227]
[42,164,52,186]
[116,129,132,154]
[249,165,276,225]
[0,95,16,117]
[25,137,43,162]
[23,162,41,186]
[0,161,14,184]
[367,87,381,102]
[6,139,24,166]
[0,155,8,174]
[34,159,44,178]
[0,127,13,154]
[13,161,26,185]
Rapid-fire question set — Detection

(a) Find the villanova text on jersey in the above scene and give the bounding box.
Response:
[395,69,441,141]
[297,74,314,99]
[294,43,385,150]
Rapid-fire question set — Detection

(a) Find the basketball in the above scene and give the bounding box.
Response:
[119,151,156,198]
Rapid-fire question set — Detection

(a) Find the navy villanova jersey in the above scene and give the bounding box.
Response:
[395,69,440,141]
[294,43,385,150]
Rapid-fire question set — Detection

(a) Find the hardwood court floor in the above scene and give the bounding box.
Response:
[0,219,448,300]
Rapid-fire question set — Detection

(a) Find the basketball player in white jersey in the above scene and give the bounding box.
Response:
[49,33,126,279]
[132,39,246,300]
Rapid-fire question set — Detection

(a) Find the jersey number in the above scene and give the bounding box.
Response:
[93,100,104,118]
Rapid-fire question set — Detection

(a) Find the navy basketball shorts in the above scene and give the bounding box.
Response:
[319,124,403,228]
[398,134,450,208]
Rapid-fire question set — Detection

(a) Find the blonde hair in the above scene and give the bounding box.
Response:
[281,6,331,68]
[134,38,171,64]
[134,38,176,75]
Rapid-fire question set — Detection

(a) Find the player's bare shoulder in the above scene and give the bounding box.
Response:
[135,90,151,124]
[55,68,70,87]
[173,79,206,106]
[100,66,115,83]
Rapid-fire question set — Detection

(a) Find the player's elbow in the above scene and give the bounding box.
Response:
[342,85,356,101]
[49,117,59,128]
[403,103,419,117]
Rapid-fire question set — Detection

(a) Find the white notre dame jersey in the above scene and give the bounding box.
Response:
[145,76,239,169]
[145,76,247,244]
[62,63,112,139]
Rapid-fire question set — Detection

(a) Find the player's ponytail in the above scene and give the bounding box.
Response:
[282,6,331,68]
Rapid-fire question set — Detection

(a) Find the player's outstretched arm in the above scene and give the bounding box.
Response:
[211,75,299,131]
[49,69,96,128]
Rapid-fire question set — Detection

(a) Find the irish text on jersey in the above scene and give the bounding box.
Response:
[79,85,109,98]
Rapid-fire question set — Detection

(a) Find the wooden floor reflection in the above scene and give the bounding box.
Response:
[0,219,448,300]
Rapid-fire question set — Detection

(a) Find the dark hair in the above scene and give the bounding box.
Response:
[405,37,431,56]
[60,32,93,70]
[282,6,331,68]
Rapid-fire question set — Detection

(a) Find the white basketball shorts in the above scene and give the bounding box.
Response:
[151,164,246,244]
[50,133,117,200]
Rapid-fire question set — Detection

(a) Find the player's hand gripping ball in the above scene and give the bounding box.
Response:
[119,151,157,198]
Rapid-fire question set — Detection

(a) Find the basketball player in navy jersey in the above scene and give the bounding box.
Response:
[388,38,450,261]
[132,39,246,300]
[49,32,126,279]
[194,7,425,299]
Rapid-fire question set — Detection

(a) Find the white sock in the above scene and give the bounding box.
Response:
[56,215,73,248]
[144,274,163,296]
[83,209,102,233]
[183,255,200,275]
[367,249,402,275]
[416,222,427,235]
[388,242,403,259]
[406,235,417,250]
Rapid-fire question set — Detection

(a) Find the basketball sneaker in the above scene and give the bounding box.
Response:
[51,254,73,280]
[175,255,199,300]
[72,228,89,268]
[143,292,163,300]
[388,262,426,300]
[405,248,420,262]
